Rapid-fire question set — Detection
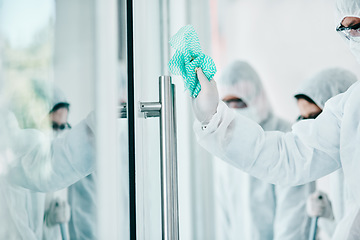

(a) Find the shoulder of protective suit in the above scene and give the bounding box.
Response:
[324,81,359,113]
[261,113,291,133]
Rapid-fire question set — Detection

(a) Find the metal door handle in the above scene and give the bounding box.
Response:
[140,76,179,240]
[118,102,127,118]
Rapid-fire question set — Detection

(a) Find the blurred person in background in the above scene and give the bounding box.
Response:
[0,80,71,239]
[0,77,96,192]
[293,68,357,239]
[214,60,315,240]
[191,1,360,238]
[67,168,97,239]
[43,87,72,240]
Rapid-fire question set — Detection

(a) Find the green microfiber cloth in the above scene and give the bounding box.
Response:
[168,25,217,98]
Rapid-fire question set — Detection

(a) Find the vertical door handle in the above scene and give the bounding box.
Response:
[139,76,179,240]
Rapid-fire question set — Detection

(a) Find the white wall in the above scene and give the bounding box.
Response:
[54,0,96,124]
[216,0,360,122]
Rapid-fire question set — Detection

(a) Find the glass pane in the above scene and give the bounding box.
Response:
[117,0,129,238]
[0,0,128,239]
[133,0,162,238]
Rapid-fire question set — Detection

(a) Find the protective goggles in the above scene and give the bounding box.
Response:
[336,22,360,41]
[223,98,247,109]
[52,122,72,131]
[296,111,322,121]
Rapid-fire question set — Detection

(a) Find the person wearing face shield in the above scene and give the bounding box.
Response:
[293,68,357,239]
[191,1,360,238]
[214,60,315,240]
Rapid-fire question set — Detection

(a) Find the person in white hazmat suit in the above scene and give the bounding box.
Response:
[65,65,129,240]
[0,80,73,239]
[214,60,314,240]
[293,68,357,239]
[191,0,360,238]
[67,171,98,239]
[0,80,95,239]
[0,82,95,194]
[43,88,73,240]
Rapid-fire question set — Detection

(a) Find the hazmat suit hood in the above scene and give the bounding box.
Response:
[295,67,357,109]
[218,60,272,124]
[6,79,69,130]
[336,0,360,25]
[336,0,360,63]
[51,85,68,111]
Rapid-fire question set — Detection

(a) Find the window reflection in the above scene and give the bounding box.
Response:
[0,1,99,239]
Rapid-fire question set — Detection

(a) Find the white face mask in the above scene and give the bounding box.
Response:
[349,39,360,64]
[235,107,261,124]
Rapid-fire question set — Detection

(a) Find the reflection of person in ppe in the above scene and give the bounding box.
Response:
[43,88,72,240]
[67,171,97,239]
[214,60,314,240]
[294,68,357,238]
[191,0,360,238]
[1,78,95,192]
[50,103,71,137]
[0,82,73,240]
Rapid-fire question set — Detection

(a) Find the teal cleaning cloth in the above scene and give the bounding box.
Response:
[168,25,217,98]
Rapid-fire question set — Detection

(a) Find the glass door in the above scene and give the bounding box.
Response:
[128,0,217,239]
[0,0,221,239]
[0,0,129,239]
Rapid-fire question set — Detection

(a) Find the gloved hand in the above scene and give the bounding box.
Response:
[306,191,334,219]
[191,68,219,124]
[45,198,71,226]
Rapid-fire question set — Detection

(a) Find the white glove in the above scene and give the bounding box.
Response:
[191,68,219,124]
[45,198,71,226]
[306,191,334,219]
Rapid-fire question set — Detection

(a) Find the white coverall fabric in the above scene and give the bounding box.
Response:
[0,95,95,239]
[295,67,357,238]
[68,172,97,240]
[336,0,360,25]
[214,114,315,240]
[215,60,314,240]
[194,80,360,239]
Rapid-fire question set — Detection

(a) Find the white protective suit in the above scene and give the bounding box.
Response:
[336,0,360,64]
[193,1,360,236]
[295,67,357,238]
[194,78,360,240]
[0,80,95,239]
[194,44,360,240]
[42,88,72,240]
[2,80,96,192]
[215,61,314,240]
[67,172,98,239]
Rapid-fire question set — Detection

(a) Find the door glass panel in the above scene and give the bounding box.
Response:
[117,0,129,238]
[133,0,162,238]
[132,0,217,239]
[0,0,128,239]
